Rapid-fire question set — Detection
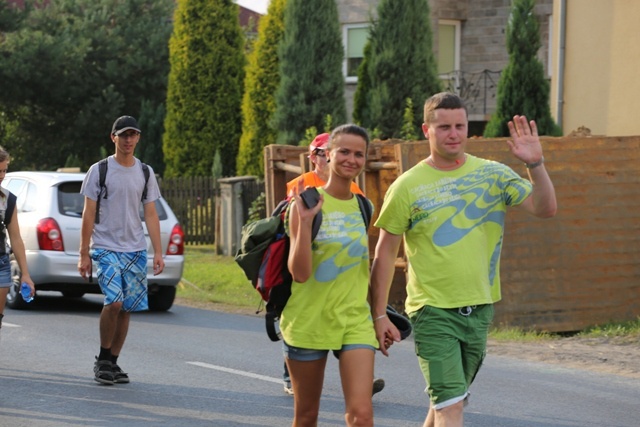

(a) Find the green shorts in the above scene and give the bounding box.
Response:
[409,304,494,409]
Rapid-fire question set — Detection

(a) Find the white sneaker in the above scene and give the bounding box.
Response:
[284,383,294,396]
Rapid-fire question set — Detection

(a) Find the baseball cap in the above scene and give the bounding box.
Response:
[309,133,330,154]
[111,115,141,136]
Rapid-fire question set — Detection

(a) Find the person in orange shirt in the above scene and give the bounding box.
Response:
[282,133,384,398]
[286,133,364,197]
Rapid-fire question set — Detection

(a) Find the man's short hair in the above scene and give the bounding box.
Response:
[423,92,468,124]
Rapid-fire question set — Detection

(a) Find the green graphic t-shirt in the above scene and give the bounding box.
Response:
[375,155,533,313]
[281,189,377,350]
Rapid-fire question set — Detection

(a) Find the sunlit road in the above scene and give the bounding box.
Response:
[1,293,639,426]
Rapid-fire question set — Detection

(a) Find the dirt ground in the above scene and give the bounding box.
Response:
[176,298,640,380]
[487,333,640,379]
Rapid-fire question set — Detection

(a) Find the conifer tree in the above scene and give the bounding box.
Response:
[138,100,166,177]
[236,0,287,177]
[273,0,346,145]
[484,0,561,137]
[400,98,419,141]
[163,0,245,177]
[361,0,441,139]
[352,41,372,127]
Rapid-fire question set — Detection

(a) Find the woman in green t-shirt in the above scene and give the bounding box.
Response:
[283,124,377,427]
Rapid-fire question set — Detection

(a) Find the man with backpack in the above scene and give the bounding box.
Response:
[78,115,165,385]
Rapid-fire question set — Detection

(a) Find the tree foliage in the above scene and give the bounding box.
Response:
[0,1,28,32]
[236,0,287,177]
[484,0,561,137]
[273,0,346,145]
[0,0,174,171]
[137,99,166,176]
[352,40,372,127]
[357,0,441,140]
[400,98,419,141]
[163,0,245,177]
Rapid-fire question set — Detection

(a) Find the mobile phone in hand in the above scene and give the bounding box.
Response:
[299,187,320,209]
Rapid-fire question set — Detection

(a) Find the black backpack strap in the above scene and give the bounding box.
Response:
[355,193,373,230]
[141,162,150,201]
[265,310,282,342]
[4,192,16,226]
[311,212,322,240]
[95,158,109,224]
[271,197,290,217]
[277,196,322,240]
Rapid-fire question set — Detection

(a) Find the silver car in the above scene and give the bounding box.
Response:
[3,171,185,311]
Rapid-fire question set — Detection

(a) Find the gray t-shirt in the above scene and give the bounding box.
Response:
[81,156,161,252]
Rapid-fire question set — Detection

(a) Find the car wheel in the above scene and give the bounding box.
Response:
[6,257,29,310]
[148,286,176,312]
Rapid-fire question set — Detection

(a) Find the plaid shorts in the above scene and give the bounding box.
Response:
[91,249,148,312]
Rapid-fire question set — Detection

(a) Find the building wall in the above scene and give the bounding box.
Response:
[551,0,640,136]
[336,0,378,22]
[339,0,553,122]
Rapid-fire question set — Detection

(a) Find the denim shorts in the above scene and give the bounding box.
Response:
[0,254,11,288]
[283,341,376,361]
[410,304,494,409]
[91,249,149,312]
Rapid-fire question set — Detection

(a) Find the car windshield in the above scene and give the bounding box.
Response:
[58,181,168,220]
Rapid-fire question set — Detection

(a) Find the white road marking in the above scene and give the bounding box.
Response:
[187,361,281,384]
[0,322,21,328]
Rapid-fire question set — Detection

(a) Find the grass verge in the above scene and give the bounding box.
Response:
[179,245,640,340]
[178,244,260,311]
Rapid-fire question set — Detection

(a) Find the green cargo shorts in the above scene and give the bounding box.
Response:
[409,304,494,409]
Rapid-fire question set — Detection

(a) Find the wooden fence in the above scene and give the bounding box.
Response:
[159,176,263,246]
[264,136,640,332]
[159,176,217,245]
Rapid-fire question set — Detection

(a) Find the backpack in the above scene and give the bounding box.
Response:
[235,192,373,341]
[0,191,17,256]
[95,158,150,224]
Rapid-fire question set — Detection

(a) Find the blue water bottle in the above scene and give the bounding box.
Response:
[20,282,34,303]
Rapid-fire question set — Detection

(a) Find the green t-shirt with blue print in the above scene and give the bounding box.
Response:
[375,154,533,314]
[281,189,377,350]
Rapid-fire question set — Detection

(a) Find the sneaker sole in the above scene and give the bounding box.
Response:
[114,377,130,384]
[372,378,385,396]
[94,376,115,385]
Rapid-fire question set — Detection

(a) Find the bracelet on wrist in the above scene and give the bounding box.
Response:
[373,314,387,322]
[525,156,544,169]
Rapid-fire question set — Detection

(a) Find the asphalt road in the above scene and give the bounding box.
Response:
[1,293,639,426]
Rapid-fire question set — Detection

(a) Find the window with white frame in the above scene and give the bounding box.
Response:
[343,24,369,83]
[438,20,461,91]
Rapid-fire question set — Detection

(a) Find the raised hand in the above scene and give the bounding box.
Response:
[506,115,544,165]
